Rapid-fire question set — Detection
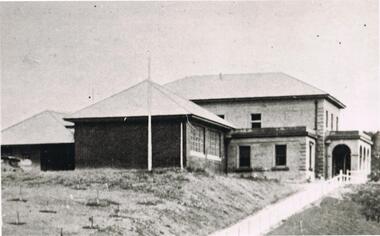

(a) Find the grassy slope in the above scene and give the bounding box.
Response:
[2,168,298,236]
[268,185,380,235]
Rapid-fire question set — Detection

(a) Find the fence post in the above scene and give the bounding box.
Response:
[339,170,343,183]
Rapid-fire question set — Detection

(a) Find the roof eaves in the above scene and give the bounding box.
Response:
[326,94,346,109]
[191,115,235,129]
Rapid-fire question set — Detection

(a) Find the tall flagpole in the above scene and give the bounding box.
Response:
[147,53,152,171]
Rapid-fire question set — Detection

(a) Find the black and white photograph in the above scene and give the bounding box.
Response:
[1,1,379,235]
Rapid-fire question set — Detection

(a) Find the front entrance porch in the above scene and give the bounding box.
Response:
[326,131,372,180]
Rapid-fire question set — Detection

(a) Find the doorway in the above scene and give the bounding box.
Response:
[332,144,351,176]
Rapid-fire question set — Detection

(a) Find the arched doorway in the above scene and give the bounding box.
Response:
[332,144,351,176]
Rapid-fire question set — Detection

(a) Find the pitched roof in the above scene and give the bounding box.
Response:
[165,72,345,108]
[65,80,235,129]
[1,110,74,145]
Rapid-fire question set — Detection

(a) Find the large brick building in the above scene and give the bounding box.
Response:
[3,72,371,182]
[166,72,373,181]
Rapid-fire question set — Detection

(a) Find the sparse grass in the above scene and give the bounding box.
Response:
[2,168,299,236]
[268,184,380,235]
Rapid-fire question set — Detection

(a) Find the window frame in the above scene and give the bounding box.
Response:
[207,129,221,157]
[238,145,251,168]
[336,117,339,131]
[251,113,262,129]
[190,125,205,154]
[309,142,314,171]
[275,145,287,167]
[326,111,329,128]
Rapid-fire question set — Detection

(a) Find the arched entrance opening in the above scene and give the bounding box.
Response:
[332,144,351,176]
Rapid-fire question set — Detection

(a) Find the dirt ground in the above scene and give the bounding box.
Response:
[2,168,299,236]
[267,184,380,235]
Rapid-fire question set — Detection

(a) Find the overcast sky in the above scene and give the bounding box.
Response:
[1,1,379,131]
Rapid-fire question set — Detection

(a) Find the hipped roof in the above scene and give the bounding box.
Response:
[165,72,345,108]
[65,80,235,129]
[1,110,74,146]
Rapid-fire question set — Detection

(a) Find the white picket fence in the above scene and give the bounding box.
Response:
[210,171,366,236]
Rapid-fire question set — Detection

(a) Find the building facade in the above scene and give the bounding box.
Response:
[1,110,75,171]
[166,72,373,181]
[64,80,234,172]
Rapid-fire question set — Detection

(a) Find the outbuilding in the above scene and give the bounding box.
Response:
[1,110,75,171]
[64,80,234,172]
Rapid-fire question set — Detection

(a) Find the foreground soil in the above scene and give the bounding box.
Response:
[2,168,298,236]
[268,184,380,235]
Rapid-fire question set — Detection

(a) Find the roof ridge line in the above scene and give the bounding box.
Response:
[149,81,191,115]
[2,110,48,132]
[66,79,148,118]
[281,72,329,95]
[154,82,234,127]
[165,72,286,84]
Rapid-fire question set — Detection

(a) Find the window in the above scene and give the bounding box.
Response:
[331,113,334,130]
[336,117,339,131]
[275,145,287,166]
[251,113,261,128]
[207,130,221,156]
[309,142,314,170]
[217,114,225,119]
[326,111,329,128]
[190,125,205,153]
[239,146,251,168]
[359,146,362,169]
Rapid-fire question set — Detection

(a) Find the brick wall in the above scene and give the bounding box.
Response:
[74,119,182,169]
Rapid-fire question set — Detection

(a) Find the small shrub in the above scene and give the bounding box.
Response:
[86,198,120,207]
[350,184,380,222]
[137,199,163,206]
[368,170,380,182]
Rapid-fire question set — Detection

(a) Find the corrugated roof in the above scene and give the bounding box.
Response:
[1,110,74,145]
[165,72,345,108]
[65,80,235,128]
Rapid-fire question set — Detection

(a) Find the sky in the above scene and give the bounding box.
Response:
[1,1,379,131]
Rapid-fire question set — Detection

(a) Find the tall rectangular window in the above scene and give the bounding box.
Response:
[309,142,314,170]
[275,145,287,166]
[207,130,221,157]
[331,114,334,130]
[251,113,261,128]
[239,146,251,168]
[326,111,329,128]
[190,125,205,153]
[336,117,339,131]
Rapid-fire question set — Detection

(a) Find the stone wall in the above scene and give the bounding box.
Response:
[315,99,341,178]
[197,99,316,129]
[197,98,342,179]
[227,136,316,182]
